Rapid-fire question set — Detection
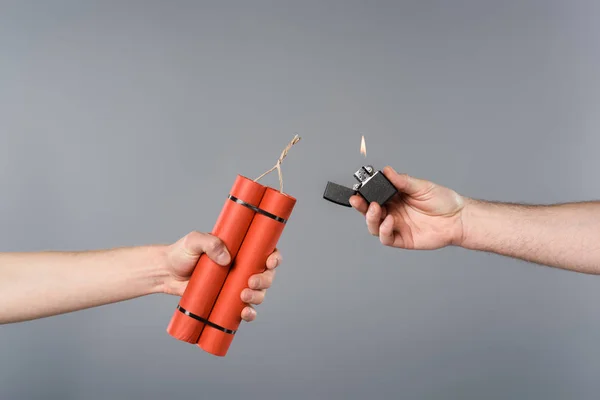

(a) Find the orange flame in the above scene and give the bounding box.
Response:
[360,135,367,157]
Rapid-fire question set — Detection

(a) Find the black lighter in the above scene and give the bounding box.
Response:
[323,165,398,207]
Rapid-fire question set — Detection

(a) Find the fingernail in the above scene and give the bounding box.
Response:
[216,249,230,265]
[368,205,376,215]
[250,277,260,288]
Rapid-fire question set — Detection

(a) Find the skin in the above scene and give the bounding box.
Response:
[350,166,600,274]
[0,231,281,324]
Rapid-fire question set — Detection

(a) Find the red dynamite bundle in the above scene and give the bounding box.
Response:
[166,135,300,357]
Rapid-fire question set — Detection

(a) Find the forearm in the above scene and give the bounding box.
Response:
[0,245,169,324]
[460,199,600,273]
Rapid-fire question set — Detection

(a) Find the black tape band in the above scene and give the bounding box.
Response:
[228,194,287,224]
[176,305,236,335]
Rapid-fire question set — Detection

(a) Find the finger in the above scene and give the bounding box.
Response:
[178,231,231,265]
[366,202,383,236]
[248,269,275,290]
[349,195,368,215]
[379,214,396,246]
[383,166,433,196]
[241,306,257,322]
[241,288,266,305]
[266,249,282,270]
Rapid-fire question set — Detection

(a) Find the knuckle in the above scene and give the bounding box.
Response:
[185,230,212,247]
[423,183,435,195]
[254,292,265,304]
[263,276,273,288]
[180,231,204,256]
[182,230,201,246]
[189,230,205,240]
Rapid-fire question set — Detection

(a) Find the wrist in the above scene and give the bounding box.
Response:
[454,197,477,248]
[144,244,171,294]
[456,197,490,250]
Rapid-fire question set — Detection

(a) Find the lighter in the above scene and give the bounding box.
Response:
[167,135,299,357]
[323,165,398,207]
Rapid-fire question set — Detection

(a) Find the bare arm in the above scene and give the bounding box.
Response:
[350,166,600,274]
[0,232,281,324]
[460,199,600,274]
[0,246,169,323]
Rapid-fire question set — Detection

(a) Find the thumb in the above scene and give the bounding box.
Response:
[175,231,231,266]
[383,166,433,196]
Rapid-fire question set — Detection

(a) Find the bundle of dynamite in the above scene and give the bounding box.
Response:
[167,135,300,357]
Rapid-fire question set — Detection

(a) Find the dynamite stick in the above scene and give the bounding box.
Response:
[198,187,296,356]
[166,176,266,343]
[166,134,300,352]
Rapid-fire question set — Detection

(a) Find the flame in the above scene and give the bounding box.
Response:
[360,135,367,157]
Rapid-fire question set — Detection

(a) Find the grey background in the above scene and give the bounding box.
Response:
[1,1,599,399]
